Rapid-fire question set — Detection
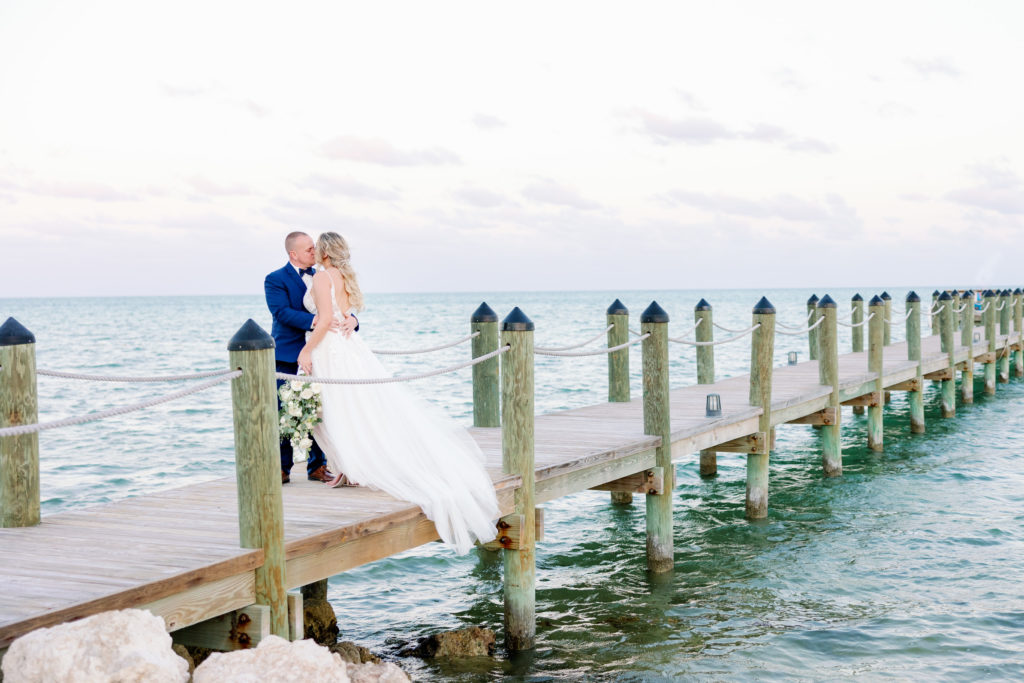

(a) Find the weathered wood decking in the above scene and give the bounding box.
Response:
[0,325,1019,649]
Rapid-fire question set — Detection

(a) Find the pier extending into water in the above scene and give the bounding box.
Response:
[1,287,1022,656]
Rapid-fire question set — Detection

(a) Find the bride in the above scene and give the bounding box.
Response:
[296,232,500,554]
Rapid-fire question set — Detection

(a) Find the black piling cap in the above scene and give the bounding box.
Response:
[606,299,628,316]
[962,289,973,297]
[1002,288,1012,296]
[471,301,498,323]
[807,294,819,305]
[984,289,996,297]
[852,293,863,302]
[869,295,884,306]
[640,301,669,324]
[753,296,776,314]
[938,291,953,301]
[502,307,534,331]
[0,317,35,346]
[817,294,836,308]
[881,291,892,300]
[228,319,275,351]
[1015,288,1022,295]
[932,290,941,297]
[906,291,920,303]
[694,298,712,311]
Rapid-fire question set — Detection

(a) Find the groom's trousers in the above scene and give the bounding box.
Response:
[276,359,327,477]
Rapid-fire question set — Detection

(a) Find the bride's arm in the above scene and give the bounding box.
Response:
[297,273,334,374]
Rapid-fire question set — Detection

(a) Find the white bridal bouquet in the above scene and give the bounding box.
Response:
[278,379,323,456]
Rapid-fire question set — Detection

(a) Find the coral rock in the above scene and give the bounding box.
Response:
[347,661,410,683]
[331,641,381,665]
[404,626,497,658]
[193,635,349,682]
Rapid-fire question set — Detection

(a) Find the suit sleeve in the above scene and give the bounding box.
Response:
[265,274,315,332]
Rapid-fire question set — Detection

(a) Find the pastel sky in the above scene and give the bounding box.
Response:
[1,1,1022,298]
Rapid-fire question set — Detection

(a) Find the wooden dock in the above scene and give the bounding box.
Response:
[1,290,1022,654]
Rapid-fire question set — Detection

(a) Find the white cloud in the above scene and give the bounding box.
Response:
[321,136,461,166]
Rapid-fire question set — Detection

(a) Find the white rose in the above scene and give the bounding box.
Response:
[300,388,313,400]
[299,438,313,450]
[280,387,293,400]
[289,405,302,417]
[311,384,322,395]
[290,380,304,391]
[280,416,289,426]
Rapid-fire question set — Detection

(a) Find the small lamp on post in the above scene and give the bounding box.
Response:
[705,393,722,418]
[788,351,799,365]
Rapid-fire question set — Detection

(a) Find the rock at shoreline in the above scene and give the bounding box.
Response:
[348,661,410,683]
[304,596,341,645]
[331,641,381,665]
[1,609,189,683]
[402,626,497,658]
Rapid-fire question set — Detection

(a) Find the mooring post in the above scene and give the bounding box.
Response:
[881,292,893,346]
[984,290,997,395]
[806,294,820,361]
[999,289,1011,383]
[606,299,632,504]
[694,299,717,478]
[641,301,673,572]
[952,290,962,334]
[472,302,500,428]
[867,296,885,451]
[0,318,40,528]
[906,292,925,433]
[850,294,865,415]
[817,296,841,476]
[938,291,956,418]
[228,319,288,638]
[1014,289,1024,378]
[747,297,776,519]
[500,306,536,650]
[931,290,940,336]
[960,290,975,404]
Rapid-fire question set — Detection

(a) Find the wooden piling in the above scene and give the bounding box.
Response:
[0,318,40,528]
[881,292,893,346]
[960,290,975,404]
[999,289,1011,383]
[851,294,865,415]
[501,306,536,650]
[984,290,997,395]
[1015,289,1024,378]
[228,319,288,638]
[938,291,956,418]
[471,302,500,428]
[807,294,820,361]
[747,297,776,519]
[931,290,940,336]
[606,299,632,504]
[641,301,673,571]
[695,299,717,478]
[817,296,841,476]
[905,292,925,433]
[867,296,885,451]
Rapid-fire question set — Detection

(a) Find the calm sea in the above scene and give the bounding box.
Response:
[2,288,1023,681]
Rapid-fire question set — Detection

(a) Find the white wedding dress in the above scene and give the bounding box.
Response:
[305,280,500,554]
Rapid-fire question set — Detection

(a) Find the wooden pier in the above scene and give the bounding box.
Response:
[1,289,1022,656]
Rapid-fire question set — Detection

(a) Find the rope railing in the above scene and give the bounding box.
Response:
[996,301,1006,311]
[278,344,510,385]
[977,302,990,314]
[671,324,759,346]
[955,303,970,313]
[536,333,649,357]
[535,325,614,352]
[884,309,914,324]
[713,319,761,334]
[0,371,242,438]
[775,315,826,336]
[35,368,238,383]
[933,304,946,315]
[837,312,875,328]
[631,320,702,339]
[371,331,479,355]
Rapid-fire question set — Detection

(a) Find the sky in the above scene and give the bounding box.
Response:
[1,1,1022,298]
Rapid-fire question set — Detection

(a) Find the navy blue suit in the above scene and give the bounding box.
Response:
[265,263,327,477]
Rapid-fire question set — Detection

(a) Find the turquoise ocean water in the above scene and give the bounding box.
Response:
[2,288,1023,681]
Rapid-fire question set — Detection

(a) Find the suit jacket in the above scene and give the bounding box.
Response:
[265,263,314,363]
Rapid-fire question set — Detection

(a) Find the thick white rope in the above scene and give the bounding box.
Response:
[714,319,763,334]
[0,371,242,438]
[535,325,614,352]
[671,324,759,346]
[277,345,510,385]
[933,304,947,315]
[837,311,875,328]
[371,331,479,355]
[996,301,1007,311]
[977,302,990,314]
[883,309,914,324]
[35,368,238,383]
[775,316,826,336]
[536,333,649,357]
[955,303,970,313]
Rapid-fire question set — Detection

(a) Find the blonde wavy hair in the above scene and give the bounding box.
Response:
[315,232,365,312]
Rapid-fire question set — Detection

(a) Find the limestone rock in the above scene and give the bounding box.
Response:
[347,661,410,683]
[193,635,349,682]
[331,641,381,665]
[403,626,496,658]
[2,609,189,683]
[304,598,340,645]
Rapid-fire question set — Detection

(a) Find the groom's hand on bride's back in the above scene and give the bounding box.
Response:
[339,315,358,338]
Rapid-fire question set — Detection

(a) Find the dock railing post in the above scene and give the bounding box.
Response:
[472,302,500,428]
[228,319,288,638]
[501,306,536,650]
[806,295,819,361]
[606,299,632,504]
[961,290,975,404]
[984,290,997,395]
[906,292,925,433]
[851,294,865,415]
[931,290,940,336]
[695,299,717,478]
[881,292,893,404]
[817,296,841,476]
[938,291,956,418]
[999,289,1011,383]
[952,291,962,334]
[1014,289,1024,378]
[747,297,775,519]
[867,296,885,451]
[0,318,40,528]
[641,301,673,572]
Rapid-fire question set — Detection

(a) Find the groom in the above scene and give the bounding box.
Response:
[265,231,358,484]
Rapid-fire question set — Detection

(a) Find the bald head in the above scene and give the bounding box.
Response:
[285,232,316,268]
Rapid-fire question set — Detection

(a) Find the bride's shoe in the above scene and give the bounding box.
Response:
[327,473,359,488]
